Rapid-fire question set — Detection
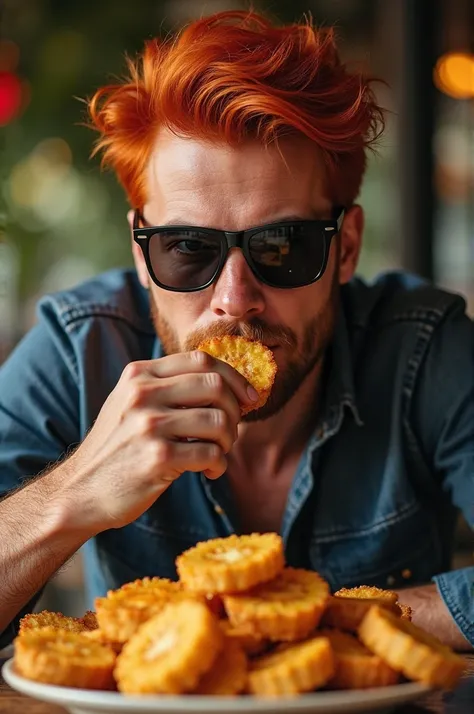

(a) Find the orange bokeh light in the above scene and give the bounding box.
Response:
[434,52,474,99]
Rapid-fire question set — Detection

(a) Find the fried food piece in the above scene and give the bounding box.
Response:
[358,606,466,689]
[321,595,402,632]
[177,533,284,594]
[198,336,277,415]
[247,635,335,696]
[115,600,223,694]
[95,576,198,643]
[220,620,268,656]
[335,585,399,606]
[224,568,330,642]
[194,639,248,695]
[320,628,399,689]
[335,586,413,624]
[19,611,94,636]
[14,627,116,689]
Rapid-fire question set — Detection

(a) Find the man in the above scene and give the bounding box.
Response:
[0,10,473,651]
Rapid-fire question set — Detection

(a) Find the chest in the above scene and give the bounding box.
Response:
[227,461,299,534]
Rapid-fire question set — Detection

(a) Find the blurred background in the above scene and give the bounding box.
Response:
[0,0,473,616]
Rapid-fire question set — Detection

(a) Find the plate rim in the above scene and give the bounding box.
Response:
[2,657,431,713]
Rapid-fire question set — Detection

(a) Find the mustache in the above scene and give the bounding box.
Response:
[184,318,297,351]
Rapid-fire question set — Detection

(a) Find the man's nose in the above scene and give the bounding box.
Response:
[209,248,265,320]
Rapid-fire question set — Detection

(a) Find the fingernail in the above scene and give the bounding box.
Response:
[247,385,259,401]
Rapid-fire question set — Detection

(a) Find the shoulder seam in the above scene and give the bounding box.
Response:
[56,303,154,335]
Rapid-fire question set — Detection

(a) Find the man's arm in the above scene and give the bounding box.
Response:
[398,583,473,652]
[0,462,89,636]
[411,297,474,650]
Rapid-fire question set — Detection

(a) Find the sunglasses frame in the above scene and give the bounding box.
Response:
[132,207,345,292]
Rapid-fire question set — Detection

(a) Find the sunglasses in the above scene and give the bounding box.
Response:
[133,208,345,292]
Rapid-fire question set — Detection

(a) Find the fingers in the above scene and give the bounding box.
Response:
[151,372,242,427]
[142,351,259,410]
[158,440,227,482]
[161,407,237,454]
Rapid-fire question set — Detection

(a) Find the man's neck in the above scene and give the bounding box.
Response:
[230,357,325,478]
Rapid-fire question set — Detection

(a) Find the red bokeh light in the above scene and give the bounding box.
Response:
[0,71,23,125]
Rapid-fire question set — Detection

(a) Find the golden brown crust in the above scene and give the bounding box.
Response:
[358,606,466,689]
[177,533,285,594]
[14,627,116,689]
[247,636,335,696]
[399,603,413,621]
[224,567,330,641]
[197,336,277,415]
[193,639,248,695]
[320,628,399,689]
[81,611,99,630]
[321,595,402,632]
[334,586,399,605]
[115,600,223,694]
[95,576,199,643]
[19,611,95,636]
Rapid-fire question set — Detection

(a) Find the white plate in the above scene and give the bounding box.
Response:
[2,658,430,714]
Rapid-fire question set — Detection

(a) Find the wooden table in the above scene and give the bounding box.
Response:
[0,653,473,713]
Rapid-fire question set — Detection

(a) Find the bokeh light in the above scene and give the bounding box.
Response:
[434,52,474,99]
[8,138,75,224]
[0,71,23,125]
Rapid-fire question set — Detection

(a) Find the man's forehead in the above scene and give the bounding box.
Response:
[145,129,330,226]
[147,129,326,183]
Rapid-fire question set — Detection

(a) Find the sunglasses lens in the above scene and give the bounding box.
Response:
[148,231,223,289]
[249,225,327,287]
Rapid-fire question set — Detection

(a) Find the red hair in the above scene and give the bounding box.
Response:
[87,10,385,208]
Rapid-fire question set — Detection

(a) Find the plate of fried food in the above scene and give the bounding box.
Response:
[3,531,466,714]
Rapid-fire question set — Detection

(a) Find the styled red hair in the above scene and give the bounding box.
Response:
[87,10,385,208]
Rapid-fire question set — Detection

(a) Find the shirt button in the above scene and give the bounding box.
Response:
[402,569,412,580]
[386,575,396,586]
[214,505,224,516]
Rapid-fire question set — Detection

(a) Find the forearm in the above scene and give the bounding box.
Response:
[0,462,89,635]
[398,583,473,652]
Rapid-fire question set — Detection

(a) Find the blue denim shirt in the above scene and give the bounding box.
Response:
[0,269,473,646]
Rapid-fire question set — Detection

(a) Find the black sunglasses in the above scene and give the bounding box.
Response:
[133,208,345,292]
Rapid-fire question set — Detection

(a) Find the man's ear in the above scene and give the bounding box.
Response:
[128,209,150,290]
[338,204,364,285]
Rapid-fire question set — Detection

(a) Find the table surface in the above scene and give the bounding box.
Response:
[0,654,473,714]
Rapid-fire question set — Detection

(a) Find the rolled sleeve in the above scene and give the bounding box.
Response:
[433,567,474,646]
[0,302,80,644]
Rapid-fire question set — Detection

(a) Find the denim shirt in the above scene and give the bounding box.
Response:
[0,268,473,646]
